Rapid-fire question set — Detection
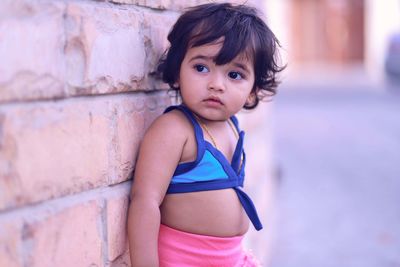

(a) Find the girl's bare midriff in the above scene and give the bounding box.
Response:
[160,188,249,237]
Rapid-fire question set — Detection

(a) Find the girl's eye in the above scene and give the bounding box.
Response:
[194,64,209,73]
[228,71,243,80]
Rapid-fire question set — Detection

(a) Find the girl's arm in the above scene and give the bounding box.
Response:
[127,111,187,267]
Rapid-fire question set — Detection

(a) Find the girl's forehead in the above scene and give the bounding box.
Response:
[186,41,254,65]
[186,42,223,57]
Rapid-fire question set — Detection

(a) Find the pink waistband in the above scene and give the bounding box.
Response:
[158,224,260,267]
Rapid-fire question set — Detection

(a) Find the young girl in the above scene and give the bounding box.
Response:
[128,3,283,266]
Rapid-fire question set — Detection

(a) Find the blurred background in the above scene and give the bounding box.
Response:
[266,0,400,86]
[0,0,399,266]
[260,0,400,266]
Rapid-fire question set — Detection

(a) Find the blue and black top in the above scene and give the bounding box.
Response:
[164,105,263,231]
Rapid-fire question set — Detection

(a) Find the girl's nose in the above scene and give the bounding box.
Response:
[207,72,225,92]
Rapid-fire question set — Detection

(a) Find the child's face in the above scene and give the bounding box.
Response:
[178,41,255,122]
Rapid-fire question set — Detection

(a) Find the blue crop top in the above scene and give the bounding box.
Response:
[164,105,263,231]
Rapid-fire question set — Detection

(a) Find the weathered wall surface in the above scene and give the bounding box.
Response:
[0,0,275,266]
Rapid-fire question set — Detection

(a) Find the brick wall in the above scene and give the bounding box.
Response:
[0,0,276,266]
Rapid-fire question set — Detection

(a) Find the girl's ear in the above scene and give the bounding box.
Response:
[245,91,257,106]
[173,78,180,88]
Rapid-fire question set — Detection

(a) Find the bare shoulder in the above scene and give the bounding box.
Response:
[137,109,193,163]
[130,109,194,202]
[144,109,192,142]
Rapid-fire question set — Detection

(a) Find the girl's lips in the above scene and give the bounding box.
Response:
[203,97,223,106]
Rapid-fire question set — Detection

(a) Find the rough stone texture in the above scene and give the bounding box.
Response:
[64,1,173,96]
[104,182,131,262]
[0,0,67,103]
[0,216,23,267]
[110,248,131,267]
[141,10,178,89]
[0,97,109,211]
[110,0,255,11]
[110,0,204,10]
[0,92,169,211]
[0,0,274,265]
[0,0,173,103]
[65,2,146,96]
[22,199,104,267]
[109,93,169,185]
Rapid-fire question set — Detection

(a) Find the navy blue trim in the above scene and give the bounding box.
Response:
[163,105,262,231]
[234,187,263,230]
[231,131,244,173]
[230,115,240,132]
[238,152,246,185]
[164,105,205,175]
[167,179,241,194]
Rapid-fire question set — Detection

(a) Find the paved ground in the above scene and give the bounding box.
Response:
[268,81,400,267]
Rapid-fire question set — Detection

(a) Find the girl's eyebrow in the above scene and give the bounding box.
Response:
[232,62,251,74]
[188,54,215,62]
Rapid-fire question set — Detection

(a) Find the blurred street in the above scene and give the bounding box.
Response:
[269,75,400,267]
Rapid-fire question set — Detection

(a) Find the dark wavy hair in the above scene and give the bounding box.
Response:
[156,3,285,109]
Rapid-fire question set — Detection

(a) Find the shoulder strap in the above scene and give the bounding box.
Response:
[163,105,205,174]
[230,115,241,133]
[164,105,204,141]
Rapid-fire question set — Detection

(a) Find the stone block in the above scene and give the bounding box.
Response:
[0,92,169,210]
[142,93,169,129]
[109,248,131,267]
[65,2,147,95]
[108,96,145,185]
[110,0,206,10]
[140,10,178,90]
[107,92,169,185]
[0,216,23,267]
[104,182,131,261]
[0,1,171,104]
[0,0,67,103]
[109,0,252,11]
[0,97,110,210]
[22,199,104,267]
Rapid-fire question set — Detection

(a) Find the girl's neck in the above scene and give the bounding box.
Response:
[192,112,239,149]
[192,112,229,128]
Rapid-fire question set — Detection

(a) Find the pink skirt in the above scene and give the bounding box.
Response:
[158,224,261,267]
